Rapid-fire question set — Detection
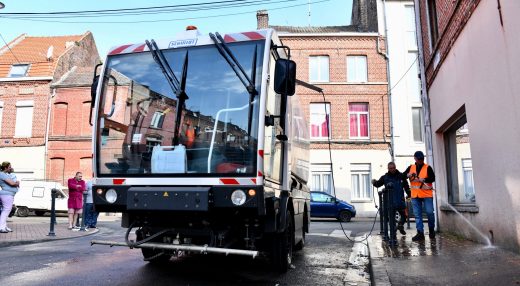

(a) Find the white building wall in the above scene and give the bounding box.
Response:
[385,0,426,169]
[0,146,45,179]
[310,149,390,217]
[427,0,520,251]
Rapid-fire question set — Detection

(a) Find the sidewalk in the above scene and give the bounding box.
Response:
[368,231,520,286]
[0,214,119,247]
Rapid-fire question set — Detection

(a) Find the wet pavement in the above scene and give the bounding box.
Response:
[0,219,375,286]
[368,232,520,286]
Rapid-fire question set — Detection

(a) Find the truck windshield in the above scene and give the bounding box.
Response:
[96,40,264,176]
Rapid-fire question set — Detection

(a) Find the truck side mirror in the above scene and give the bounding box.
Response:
[90,63,103,126]
[274,58,296,96]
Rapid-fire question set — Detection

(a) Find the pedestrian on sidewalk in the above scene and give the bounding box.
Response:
[84,180,99,229]
[404,151,436,242]
[67,172,86,230]
[0,161,19,233]
[372,162,411,236]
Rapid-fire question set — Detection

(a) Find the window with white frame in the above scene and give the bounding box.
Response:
[462,158,475,203]
[311,172,333,194]
[412,107,424,142]
[8,64,30,77]
[347,56,368,82]
[150,111,164,129]
[405,5,418,50]
[310,103,330,139]
[351,164,371,200]
[309,56,329,82]
[15,101,34,137]
[349,103,369,139]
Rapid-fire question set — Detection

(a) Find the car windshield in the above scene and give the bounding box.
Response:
[96,40,264,176]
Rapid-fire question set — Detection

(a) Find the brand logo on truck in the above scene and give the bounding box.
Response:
[169,39,197,48]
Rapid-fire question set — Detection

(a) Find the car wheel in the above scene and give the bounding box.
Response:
[338,210,352,222]
[16,206,30,217]
[271,210,294,272]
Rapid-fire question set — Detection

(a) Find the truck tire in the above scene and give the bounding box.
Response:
[338,210,352,222]
[16,206,30,217]
[35,211,46,216]
[136,229,171,264]
[271,210,294,272]
[295,211,307,251]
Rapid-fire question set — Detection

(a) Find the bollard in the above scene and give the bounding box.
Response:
[378,190,384,235]
[79,190,88,232]
[47,188,57,237]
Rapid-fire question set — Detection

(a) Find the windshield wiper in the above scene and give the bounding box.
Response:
[209,32,258,136]
[145,39,189,146]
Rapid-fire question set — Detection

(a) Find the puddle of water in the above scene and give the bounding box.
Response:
[440,199,493,248]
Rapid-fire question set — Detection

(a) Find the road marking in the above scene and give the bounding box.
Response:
[307,229,352,239]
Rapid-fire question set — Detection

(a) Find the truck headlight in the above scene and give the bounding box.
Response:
[105,188,117,204]
[231,189,246,206]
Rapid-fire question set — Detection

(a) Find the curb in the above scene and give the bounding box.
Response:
[367,235,392,286]
[0,228,99,248]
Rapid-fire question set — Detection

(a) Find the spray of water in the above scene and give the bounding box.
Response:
[440,199,493,247]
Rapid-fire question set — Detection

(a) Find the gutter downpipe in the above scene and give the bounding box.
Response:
[413,0,439,231]
[380,0,395,162]
[44,88,56,181]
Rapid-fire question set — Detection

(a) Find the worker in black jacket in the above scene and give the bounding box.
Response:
[372,162,411,235]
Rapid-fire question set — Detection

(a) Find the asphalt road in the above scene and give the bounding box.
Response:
[0,217,377,286]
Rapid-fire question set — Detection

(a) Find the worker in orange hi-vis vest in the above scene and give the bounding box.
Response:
[184,119,195,149]
[403,151,436,242]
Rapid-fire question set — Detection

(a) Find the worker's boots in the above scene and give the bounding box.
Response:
[397,224,406,235]
[412,231,425,242]
[429,228,436,239]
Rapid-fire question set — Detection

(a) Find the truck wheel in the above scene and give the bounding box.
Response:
[338,210,352,222]
[136,229,171,264]
[35,211,46,216]
[272,210,294,272]
[295,211,307,251]
[16,206,30,217]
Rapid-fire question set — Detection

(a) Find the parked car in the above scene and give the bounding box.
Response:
[13,180,69,217]
[310,191,356,222]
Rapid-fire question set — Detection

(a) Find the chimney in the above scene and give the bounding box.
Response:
[256,10,269,29]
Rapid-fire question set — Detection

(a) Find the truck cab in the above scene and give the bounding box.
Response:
[91,28,310,272]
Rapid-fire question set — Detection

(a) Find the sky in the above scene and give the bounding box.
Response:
[0,0,353,58]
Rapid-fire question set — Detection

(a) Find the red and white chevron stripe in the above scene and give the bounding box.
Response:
[223,31,267,43]
[108,43,146,55]
[219,178,257,185]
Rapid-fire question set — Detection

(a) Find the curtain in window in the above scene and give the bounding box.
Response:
[359,114,368,137]
[323,173,332,194]
[312,174,320,192]
[349,113,358,137]
[321,114,329,137]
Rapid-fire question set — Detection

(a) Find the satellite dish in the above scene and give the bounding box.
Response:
[46,46,54,61]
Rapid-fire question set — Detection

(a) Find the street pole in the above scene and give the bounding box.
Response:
[79,190,88,232]
[47,188,57,237]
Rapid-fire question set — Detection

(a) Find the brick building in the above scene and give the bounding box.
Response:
[0,32,99,180]
[257,0,390,216]
[415,0,520,251]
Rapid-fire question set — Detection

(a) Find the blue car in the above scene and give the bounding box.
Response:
[310,191,356,222]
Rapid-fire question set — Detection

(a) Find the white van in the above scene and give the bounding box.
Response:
[13,180,69,217]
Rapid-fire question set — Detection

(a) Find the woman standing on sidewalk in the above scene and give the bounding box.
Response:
[67,172,86,230]
[0,161,19,233]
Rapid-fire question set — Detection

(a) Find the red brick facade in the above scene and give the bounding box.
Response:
[280,35,390,151]
[47,85,93,184]
[418,0,481,88]
[0,32,100,180]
